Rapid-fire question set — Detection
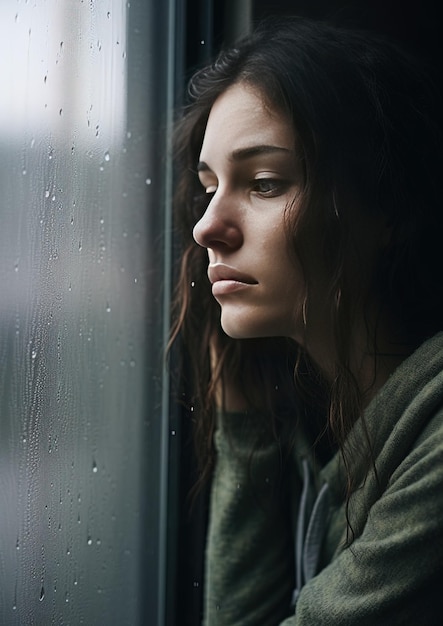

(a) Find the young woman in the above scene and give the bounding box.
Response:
[170,17,443,625]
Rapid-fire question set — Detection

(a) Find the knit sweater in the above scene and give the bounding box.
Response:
[203,332,443,625]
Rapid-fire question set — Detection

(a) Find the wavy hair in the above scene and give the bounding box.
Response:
[169,17,442,513]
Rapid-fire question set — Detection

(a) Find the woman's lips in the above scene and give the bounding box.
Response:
[207,263,258,296]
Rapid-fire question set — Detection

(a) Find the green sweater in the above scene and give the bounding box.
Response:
[203,333,443,625]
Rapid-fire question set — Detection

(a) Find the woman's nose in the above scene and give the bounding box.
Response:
[192,192,243,250]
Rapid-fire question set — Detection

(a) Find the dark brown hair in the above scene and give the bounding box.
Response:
[169,17,442,510]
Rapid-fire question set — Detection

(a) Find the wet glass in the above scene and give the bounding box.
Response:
[0,1,175,623]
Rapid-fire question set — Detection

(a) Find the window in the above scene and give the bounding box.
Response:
[0,1,177,623]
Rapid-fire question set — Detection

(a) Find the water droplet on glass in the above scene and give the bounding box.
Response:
[87,536,92,546]
[45,190,50,198]
[191,281,195,287]
[200,40,205,45]
[145,178,151,185]
[39,587,45,602]
[22,169,27,176]
[104,151,110,162]
[106,303,111,313]
[171,430,176,436]
[31,350,37,360]
[92,460,98,473]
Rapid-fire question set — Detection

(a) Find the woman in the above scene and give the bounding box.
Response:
[170,17,443,625]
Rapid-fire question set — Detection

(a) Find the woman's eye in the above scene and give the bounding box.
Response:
[251,179,286,197]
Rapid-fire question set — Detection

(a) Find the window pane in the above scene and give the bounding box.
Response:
[0,1,174,623]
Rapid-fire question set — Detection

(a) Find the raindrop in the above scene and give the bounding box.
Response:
[145,178,151,185]
[129,360,136,368]
[191,281,195,287]
[105,303,111,313]
[104,151,110,162]
[39,586,45,602]
[92,460,98,473]
[22,169,27,176]
[200,40,205,45]
[171,430,176,436]
[31,350,37,360]
[87,536,92,546]
[45,190,50,198]
[107,11,111,18]
[59,108,63,116]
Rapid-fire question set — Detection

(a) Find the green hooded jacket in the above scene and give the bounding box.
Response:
[204,333,443,625]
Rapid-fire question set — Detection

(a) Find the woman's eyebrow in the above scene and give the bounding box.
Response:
[230,144,292,161]
[197,145,292,173]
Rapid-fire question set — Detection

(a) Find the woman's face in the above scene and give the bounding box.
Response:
[193,82,307,341]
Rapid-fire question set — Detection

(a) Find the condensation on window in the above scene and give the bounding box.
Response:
[0,1,170,623]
